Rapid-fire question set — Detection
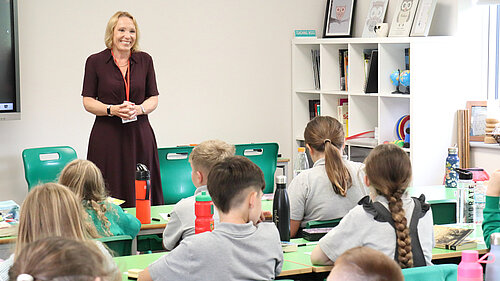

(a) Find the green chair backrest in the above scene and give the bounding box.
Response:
[235,143,278,194]
[402,264,457,281]
[305,218,342,229]
[431,202,456,225]
[22,146,77,190]
[157,146,196,204]
[95,235,133,256]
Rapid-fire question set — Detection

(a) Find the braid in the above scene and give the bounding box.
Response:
[387,189,413,268]
[87,200,113,236]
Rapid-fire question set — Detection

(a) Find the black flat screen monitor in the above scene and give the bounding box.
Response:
[0,0,20,120]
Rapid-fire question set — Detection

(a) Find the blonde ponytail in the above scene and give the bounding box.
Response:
[324,141,352,196]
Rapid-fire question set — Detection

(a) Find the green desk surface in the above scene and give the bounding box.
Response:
[406,185,457,204]
[123,205,173,230]
[113,250,311,280]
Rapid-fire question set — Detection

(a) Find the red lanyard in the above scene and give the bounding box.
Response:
[111,50,131,101]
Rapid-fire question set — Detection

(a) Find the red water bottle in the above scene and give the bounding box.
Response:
[195,191,214,234]
[135,163,151,224]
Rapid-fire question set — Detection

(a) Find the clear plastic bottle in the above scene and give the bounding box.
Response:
[293,147,309,178]
[474,181,485,224]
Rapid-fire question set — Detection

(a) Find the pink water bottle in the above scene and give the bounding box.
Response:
[458,250,494,281]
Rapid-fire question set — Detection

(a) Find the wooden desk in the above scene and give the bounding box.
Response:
[113,251,312,280]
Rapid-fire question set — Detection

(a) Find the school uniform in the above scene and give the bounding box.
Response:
[482,195,500,247]
[150,222,283,281]
[288,158,368,227]
[0,240,115,281]
[317,193,434,266]
[86,202,141,238]
[162,185,220,250]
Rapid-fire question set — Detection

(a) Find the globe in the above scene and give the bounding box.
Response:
[400,70,410,87]
[390,70,400,86]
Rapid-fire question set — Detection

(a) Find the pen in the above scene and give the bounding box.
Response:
[297,242,318,247]
[152,218,160,221]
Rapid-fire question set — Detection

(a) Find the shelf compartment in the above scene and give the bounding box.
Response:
[378,96,410,144]
[379,43,410,95]
[292,44,320,91]
[348,95,378,138]
[348,43,378,93]
[320,43,348,91]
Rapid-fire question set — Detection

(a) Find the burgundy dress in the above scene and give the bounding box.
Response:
[82,49,164,207]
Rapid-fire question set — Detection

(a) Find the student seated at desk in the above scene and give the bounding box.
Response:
[139,156,283,281]
[59,159,141,238]
[311,144,434,268]
[327,246,403,281]
[288,116,368,237]
[9,237,120,281]
[162,139,235,250]
[0,183,114,281]
[483,169,500,247]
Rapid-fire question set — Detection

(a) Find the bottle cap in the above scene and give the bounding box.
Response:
[276,175,287,185]
[456,168,473,180]
[298,147,305,153]
[135,163,150,180]
[448,147,458,154]
[196,191,212,202]
[491,233,500,245]
[461,250,479,262]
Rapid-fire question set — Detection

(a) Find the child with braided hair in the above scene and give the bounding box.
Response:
[288,116,368,237]
[311,144,434,268]
[59,159,141,238]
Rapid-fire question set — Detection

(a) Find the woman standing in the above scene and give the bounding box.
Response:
[82,11,163,207]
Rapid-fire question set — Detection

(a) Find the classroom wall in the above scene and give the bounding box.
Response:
[0,0,476,204]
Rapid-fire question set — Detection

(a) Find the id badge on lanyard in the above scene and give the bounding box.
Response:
[112,51,137,123]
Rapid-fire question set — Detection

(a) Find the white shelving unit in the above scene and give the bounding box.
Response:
[292,36,461,186]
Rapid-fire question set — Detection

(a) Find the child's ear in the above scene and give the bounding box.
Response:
[364,175,370,187]
[196,170,204,183]
[248,191,258,208]
[306,143,313,154]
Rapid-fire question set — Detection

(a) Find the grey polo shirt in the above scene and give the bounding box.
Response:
[318,193,434,265]
[288,158,368,227]
[162,186,220,250]
[150,222,283,281]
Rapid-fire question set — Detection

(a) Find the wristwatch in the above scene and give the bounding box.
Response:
[107,105,112,116]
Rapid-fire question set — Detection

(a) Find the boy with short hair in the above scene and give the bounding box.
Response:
[162,139,235,250]
[140,156,283,281]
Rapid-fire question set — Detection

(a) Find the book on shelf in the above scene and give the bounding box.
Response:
[434,225,474,250]
[405,48,410,70]
[311,49,320,90]
[363,49,377,87]
[338,49,347,91]
[344,50,348,91]
[364,50,378,94]
[308,99,320,120]
[337,98,348,135]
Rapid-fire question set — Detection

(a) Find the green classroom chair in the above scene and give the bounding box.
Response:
[95,235,133,256]
[157,146,196,204]
[402,264,457,281]
[235,143,279,194]
[137,234,164,253]
[22,146,77,190]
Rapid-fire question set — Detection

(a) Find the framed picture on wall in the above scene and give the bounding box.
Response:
[323,0,356,38]
[410,0,437,36]
[362,0,389,38]
[467,101,487,142]
[388,0,419,37]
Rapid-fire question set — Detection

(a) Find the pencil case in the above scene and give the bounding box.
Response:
[302,227,333,241]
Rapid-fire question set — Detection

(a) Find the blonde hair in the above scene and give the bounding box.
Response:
[304,116,352,196]
[15,183,99,257]
[328,246,404,281]
[364,144,413,268]
[189,140,236,174]
[10,237,120,281]
[104,11,140,52]
[59,159,113,236]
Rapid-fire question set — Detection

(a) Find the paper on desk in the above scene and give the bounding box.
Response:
[159,213,170,221]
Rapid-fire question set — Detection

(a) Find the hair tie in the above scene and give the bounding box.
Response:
[324,139,331,144]
[17,274,34,281]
